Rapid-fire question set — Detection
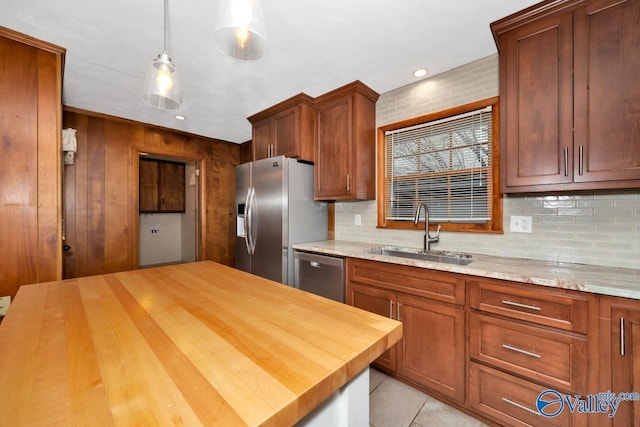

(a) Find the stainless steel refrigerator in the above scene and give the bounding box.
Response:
[235,156,328,285]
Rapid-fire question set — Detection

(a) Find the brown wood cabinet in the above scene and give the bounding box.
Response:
[343,253,640,426]
[0,27,64,298]
[469,362,583,427]
[247,93,315,162]
[346,258,466,402]
[493,0,640,193]
[349,282,397,370]
[314,81,379,200]
[139,159,185,213]
[600,296,640,427]
[469,277,596,426]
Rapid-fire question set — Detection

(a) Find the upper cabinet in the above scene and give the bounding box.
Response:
[314,81,379,200]
[247,93,316,162]
[139,159,185,213]
[493,0,640,193]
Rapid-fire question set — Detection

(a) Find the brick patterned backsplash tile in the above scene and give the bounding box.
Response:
[335,54,640,270]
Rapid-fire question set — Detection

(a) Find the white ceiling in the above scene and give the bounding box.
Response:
[0,0,540,144]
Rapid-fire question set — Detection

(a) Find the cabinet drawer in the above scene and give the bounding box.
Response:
[347,258,465,305]
[469,313,587,394]
[469,278,590,333]
[469,362,586,427]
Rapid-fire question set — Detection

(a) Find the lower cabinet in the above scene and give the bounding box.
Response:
[346,258,465,403]
[346,255,638,426]
[349,283,396,370]
[469,362,586,427]
[397,293,465,402]
[602,297,640,427]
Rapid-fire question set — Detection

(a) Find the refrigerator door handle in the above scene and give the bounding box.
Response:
[243,187,252,254]
[249,188,258,255]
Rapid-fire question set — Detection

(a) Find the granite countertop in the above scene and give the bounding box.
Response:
[293,240,640,300]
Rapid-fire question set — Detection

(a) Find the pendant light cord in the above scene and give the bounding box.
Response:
[163,0,168,55]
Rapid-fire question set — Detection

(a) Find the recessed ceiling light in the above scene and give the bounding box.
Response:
[175,115,185,120]
[412,68,428,78]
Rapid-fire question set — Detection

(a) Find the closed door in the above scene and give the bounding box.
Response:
[397,294,465,403]
[250,157,284,283]
[611,306,640,426]
[573,0,640,183]
[501,11,574,189]
[348,283,397,370]
[315,96,353,198]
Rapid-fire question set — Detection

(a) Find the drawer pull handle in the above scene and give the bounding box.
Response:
[310,261,322,268]
[502,397,541,416]
[621,318,625,357]
[501,300,541,311]
[502,344,541,359]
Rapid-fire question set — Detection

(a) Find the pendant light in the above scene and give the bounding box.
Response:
[214,0,267,61]
[142,0,182,110]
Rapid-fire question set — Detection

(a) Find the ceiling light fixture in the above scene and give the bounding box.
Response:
[214,0,267,61]
[413,68,428,78]
[175,115,185,120]
[142,0,182,110]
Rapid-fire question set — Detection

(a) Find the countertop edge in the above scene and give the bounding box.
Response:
[293,241,640,300]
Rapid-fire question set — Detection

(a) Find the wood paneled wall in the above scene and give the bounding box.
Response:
[0,28,64,299]
[63,110,240,279]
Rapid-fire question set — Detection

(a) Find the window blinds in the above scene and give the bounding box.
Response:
[384,106,492,223]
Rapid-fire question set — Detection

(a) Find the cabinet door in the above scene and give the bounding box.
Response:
[273,107,298,158]
[397,294,465,403]
[347,282,396,370]
[611,306,640,427]
[252,119,273,161]
[139,159,159,212]
[500,11,574,190]
[573,0,640,184]
[315,96,353,199]
[158,161,185,212]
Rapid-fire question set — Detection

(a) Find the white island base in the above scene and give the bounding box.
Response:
[297,367,370,427]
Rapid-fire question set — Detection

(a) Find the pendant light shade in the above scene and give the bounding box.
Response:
[214,0,267,61]
[142,0,182,110]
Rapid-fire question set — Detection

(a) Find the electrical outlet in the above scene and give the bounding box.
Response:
[354,214,362,226]
[510,215,533,233]
[147,225,160,234]
[0,296,10,316]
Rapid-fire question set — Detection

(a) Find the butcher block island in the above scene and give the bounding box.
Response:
[0,261,402,426]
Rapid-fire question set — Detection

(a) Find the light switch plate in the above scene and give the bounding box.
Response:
[510,215,533,233]
[0,296,10,316]
[354,214,362,226]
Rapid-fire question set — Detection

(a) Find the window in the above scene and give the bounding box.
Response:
[377,97,502,233]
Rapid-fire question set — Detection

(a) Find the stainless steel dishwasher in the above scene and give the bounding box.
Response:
[293,251,345,303]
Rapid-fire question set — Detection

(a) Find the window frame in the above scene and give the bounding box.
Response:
[376,97,503,234]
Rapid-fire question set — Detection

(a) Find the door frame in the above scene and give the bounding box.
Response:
[132,146,207,268]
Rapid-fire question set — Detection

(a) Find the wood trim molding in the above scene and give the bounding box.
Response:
[376,96,503,234]
[0,26,66,55]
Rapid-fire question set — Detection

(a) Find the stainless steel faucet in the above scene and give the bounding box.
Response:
[414,202,441,252]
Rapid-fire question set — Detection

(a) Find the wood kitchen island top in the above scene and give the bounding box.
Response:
[0,261,402,426]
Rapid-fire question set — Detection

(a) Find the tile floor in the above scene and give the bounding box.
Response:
[369,368,490,427]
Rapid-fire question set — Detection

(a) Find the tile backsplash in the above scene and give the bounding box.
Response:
[334,54,640,270]
[335,191,640,269]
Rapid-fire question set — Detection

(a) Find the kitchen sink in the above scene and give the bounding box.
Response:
[364,246,475,265]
